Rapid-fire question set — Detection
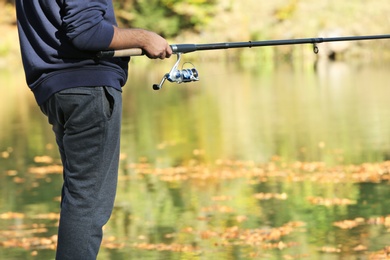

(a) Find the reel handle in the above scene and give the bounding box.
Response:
[152,73,169,90]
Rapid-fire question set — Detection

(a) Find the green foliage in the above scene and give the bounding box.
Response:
[114,0,217,38]
[273,0,298,22]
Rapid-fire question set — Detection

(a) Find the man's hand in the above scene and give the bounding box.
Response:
[109,27,172,59]
[140,31,172,59]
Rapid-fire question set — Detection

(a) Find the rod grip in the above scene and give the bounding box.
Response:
[96,48,144,58]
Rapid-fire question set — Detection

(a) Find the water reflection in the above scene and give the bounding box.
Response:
[1,59,390,259]
[121,58,390,165]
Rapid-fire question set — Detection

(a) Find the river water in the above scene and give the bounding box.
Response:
[1,56,390,259]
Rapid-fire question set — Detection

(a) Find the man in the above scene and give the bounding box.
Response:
[15,0,172,259]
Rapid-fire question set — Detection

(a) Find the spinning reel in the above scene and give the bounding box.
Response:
[152,53,199,90]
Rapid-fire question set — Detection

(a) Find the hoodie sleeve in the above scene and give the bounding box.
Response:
[62,0,115,51]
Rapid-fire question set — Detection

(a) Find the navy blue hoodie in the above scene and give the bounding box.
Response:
[15,0,129,105]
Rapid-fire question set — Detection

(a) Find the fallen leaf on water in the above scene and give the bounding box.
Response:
[28,165,63,175]
[368,246,390,259]
[32,213,60,220]
[307,196,356,206]
[333,218,365,229]
[132,242,198,253]
[283,254,310,259]
[201,205,234,213]
[334,216,390,229]
[354,244,367,251]
[254,192,288,200]
[1,151,10,158]
[320,246,342,253]
[0,235,57,250]
[34,156,53,164]
[367,215,390,227]
[0,212,25,219]
[6,170,17,176]
[236,215,248,223]
[13,177,25,184]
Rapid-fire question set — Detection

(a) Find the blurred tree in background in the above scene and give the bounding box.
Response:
[113,0,217,38]
[2,0,390,60]
[1,0,216,38]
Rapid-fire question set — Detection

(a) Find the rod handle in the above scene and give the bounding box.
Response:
[96,48,144,58]
[97,44,198,58]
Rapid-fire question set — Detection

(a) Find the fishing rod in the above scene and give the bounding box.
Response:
[97,34,390,90]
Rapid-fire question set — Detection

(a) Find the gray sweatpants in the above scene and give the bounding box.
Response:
[40,86,122,260]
